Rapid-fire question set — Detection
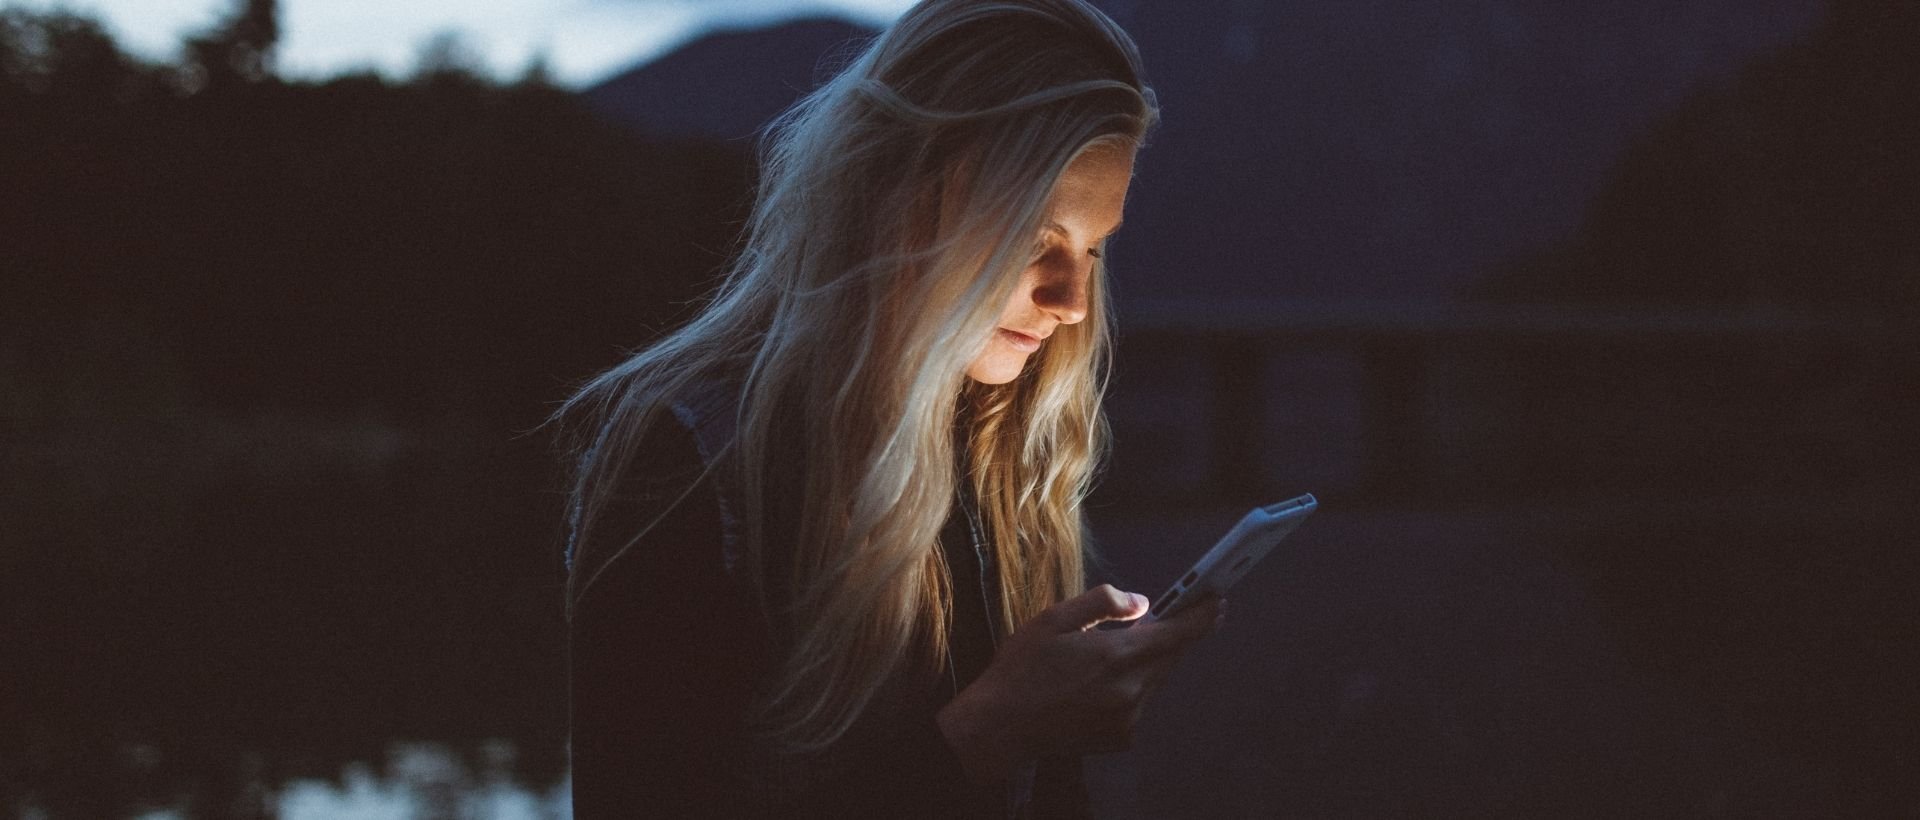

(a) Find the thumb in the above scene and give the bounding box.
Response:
[1035,584,1149,633]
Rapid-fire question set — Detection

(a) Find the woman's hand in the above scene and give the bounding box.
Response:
[935,584,1223,782]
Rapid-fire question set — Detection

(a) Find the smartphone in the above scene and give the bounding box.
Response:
[1145,494,1317,621]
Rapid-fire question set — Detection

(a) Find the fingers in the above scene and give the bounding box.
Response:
[1158,594,1224,638]
[1117,624,1198,708]
[1118,596,1223,662]
[1006,590,1225,758]
[1033,584,1149,633]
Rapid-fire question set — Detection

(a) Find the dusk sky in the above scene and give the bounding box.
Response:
[9,0,912,86]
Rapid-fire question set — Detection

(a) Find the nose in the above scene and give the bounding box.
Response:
[1032,259,1091,325]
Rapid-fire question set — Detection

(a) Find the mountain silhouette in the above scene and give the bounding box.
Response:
[582,1,1824,303]
[1474,0,1920,312]
[1095,0,1825,303]
[584,18,876,143]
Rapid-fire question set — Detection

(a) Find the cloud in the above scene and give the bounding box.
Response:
[21,0,913,88]
[591,0,911,26]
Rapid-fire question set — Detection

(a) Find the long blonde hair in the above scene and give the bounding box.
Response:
[557,0,1156,752]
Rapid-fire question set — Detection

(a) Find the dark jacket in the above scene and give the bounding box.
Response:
[566,385,1089,817]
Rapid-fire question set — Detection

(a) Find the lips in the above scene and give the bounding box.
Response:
[997,328,1044,353]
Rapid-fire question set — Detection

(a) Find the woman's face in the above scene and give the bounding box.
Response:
[966,142,1136,385]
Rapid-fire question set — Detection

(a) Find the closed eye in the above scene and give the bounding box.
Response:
[1043,221,1118,260]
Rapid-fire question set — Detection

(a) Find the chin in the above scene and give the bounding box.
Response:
[966,354,1027,385]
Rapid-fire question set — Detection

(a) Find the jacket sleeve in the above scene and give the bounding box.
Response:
[567,419,996,817]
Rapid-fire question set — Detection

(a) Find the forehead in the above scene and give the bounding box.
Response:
[1046,142,1135,235]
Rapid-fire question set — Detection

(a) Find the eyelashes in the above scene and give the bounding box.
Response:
[1030,241,1106,261]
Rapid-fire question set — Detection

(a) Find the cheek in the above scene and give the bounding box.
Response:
[999,270,1041,318]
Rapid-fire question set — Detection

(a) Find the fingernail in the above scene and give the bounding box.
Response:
[1129,593,1148,610]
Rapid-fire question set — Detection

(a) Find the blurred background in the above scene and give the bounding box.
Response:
[2,0,1915,817]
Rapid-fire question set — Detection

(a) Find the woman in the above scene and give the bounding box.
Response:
[558,0,1222,815]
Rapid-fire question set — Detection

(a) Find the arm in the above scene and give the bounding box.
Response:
[569,423,1218,816]
[937,587,1224,780]
[567,420,766,815]
[567,421,994,816]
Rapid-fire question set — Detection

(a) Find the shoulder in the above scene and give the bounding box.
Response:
[664,376,743,465]
[567,377,748,596]
[661,377,748,571]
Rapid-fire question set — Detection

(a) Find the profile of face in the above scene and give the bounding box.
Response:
[965,142,1137,385]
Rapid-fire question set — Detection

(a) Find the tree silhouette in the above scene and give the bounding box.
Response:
[1,6,750,814]
[185,0,279,88]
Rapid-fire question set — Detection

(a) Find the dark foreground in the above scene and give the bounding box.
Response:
[1086,491,1916,817]
[9,491,1911,818]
